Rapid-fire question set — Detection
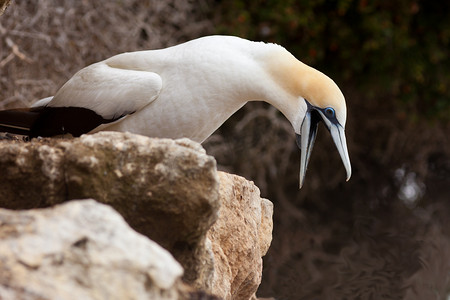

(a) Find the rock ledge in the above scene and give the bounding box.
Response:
[0,132,273,300]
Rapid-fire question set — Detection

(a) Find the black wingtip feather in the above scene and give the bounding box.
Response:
[30,106,118,137]
[0,108,40,135]
[0,106,119,138]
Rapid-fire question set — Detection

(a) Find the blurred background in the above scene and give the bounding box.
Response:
[1,1,449,299]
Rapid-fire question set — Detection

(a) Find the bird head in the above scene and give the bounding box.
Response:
[263,47,351,188]
[294,68,351,188]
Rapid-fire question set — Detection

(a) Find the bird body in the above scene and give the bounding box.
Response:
[0,35,351,187]
[49,36,307,142]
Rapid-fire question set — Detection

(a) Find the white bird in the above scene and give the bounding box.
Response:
[0,35,351,188]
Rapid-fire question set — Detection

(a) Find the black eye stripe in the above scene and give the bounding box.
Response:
[304,100,340,125]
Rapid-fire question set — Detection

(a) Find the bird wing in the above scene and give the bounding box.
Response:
[47,60,163,120]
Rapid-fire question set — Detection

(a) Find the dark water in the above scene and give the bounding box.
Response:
[258,169,450,300]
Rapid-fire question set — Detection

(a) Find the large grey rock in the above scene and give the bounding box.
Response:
[0,199,185,300]
[0,132,219,289]
[0,132,274,299]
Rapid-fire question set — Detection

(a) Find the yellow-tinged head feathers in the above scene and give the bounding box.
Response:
[264,46,347,126]
[297,63,347,126]
[260,42,351,187]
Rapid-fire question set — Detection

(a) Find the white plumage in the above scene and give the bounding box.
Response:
[1,35,351,188]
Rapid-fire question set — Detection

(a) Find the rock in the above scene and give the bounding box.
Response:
[0,132,274,299]
[0,199,185,300]
[0,132,220,290]
[208,172,273,300]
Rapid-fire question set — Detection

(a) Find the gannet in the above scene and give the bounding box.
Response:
[0,35,351,188]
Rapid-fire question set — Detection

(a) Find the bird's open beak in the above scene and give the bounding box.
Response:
[296,109,351,189]
[296,110,320,188]
[328,123,352,182]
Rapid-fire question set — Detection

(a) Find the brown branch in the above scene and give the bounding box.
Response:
[0,0,11,16]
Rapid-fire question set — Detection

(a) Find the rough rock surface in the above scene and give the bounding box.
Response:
[0,199,185,300]
[0,132,274,299]
[0,132,219,289]
[209,173,273,300]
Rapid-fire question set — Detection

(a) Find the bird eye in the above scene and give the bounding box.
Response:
[324,107,335,118]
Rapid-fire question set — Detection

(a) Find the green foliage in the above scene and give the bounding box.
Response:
[215,0,450,120]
